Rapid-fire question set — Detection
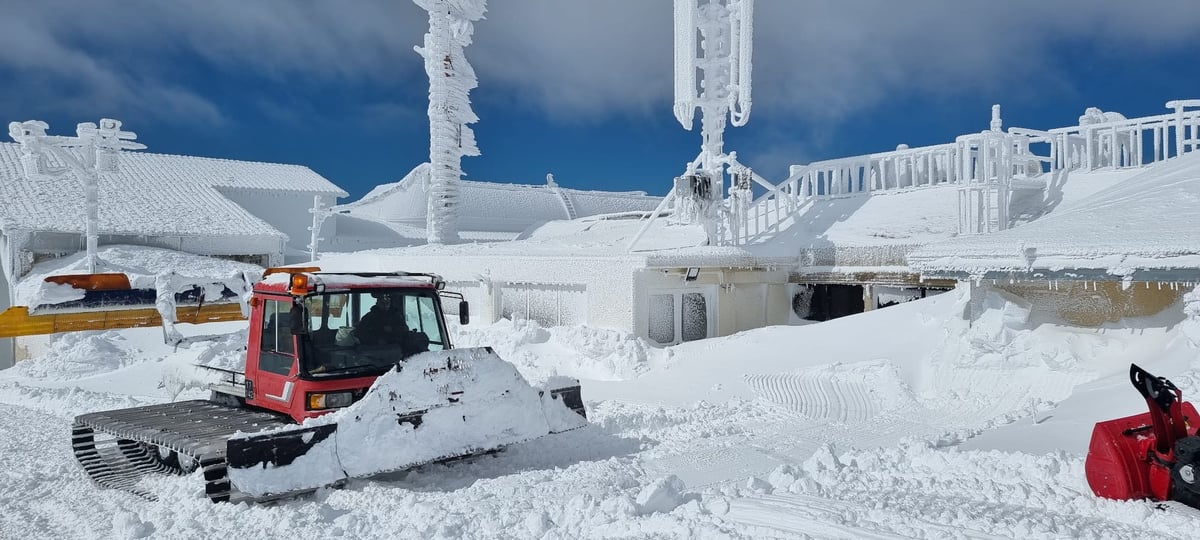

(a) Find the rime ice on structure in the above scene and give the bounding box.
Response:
[413,0,486,245]
[672,0,754,244]
[7,119,145,273]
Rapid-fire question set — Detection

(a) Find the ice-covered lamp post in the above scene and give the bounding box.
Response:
[414,0,486,245]
[8,119,145,273]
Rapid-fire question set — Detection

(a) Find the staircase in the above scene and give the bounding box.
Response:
[554,187,579,220]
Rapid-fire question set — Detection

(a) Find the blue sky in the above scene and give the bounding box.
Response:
[2,1,1198,202]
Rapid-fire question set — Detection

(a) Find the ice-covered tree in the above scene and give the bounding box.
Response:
[414,0,486,244]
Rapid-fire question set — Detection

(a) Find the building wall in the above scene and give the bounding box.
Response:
[217,189,337,258]
[341,254,640,332]
[635,267,791,345]
[975,280,1187,326]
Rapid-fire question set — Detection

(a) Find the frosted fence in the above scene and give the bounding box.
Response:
[718,100,1200,246]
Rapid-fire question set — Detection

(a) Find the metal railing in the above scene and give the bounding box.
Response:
[717,100,1200,245]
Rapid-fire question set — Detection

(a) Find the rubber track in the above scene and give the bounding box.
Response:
[71,400,289,502]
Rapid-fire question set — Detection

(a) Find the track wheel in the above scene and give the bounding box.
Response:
[146,444,199,474]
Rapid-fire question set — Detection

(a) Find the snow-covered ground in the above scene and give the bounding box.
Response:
[4,266,1200,539]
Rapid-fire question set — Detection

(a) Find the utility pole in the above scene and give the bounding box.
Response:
[8,119,145,273]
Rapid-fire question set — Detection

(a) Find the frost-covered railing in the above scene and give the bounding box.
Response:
[796,142,961,198]
[718,168,805,245]
[718,100,1200,246]
[717,141,962,245]
[1042,100,1200,172]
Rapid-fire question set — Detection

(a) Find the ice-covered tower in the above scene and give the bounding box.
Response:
[673,0,753,235]
[413,0,486,244]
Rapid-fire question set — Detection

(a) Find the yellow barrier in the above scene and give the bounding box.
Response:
[0,303,247,339]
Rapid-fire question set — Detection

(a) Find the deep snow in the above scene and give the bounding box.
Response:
[4,268,1200,538]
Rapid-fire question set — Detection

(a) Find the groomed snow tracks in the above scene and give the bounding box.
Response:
[744,371,883,423]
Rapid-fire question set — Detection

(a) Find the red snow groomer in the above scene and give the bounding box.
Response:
[1086,364,1200,508]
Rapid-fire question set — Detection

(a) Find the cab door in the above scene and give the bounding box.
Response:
[246,296,300,416]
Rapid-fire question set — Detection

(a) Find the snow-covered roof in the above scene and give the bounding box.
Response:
[0,142,346,238]
[324,215,796,272]
[340,164,662,234]
[909,153,1200,280]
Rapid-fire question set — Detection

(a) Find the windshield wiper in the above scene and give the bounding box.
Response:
[308,364,387,378]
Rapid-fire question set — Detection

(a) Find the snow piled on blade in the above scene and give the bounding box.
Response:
[228,347,578,497]
[13,244,262,311]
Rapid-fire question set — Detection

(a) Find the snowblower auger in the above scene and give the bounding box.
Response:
[1086,364,1200,508]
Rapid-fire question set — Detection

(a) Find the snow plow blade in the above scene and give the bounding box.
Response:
[227,347,586,500]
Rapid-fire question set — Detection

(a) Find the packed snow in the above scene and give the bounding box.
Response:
[4,245,1200,538]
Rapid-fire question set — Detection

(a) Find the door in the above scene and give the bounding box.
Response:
[645,289,714,346]
[248,297,299,411]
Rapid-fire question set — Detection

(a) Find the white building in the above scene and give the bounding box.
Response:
[318,215,796,347]
[0,142,347,367]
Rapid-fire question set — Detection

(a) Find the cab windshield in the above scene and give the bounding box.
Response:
[299,289,447,378]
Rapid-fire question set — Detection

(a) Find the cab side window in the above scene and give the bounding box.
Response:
[260,299,295,375]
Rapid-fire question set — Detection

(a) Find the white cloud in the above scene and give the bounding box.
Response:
[1,0,1197,128]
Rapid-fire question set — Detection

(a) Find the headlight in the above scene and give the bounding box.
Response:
[307,391,355,410]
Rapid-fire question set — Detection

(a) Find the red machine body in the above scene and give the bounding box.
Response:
[1086,364,1199,503]
[243,270,446,423]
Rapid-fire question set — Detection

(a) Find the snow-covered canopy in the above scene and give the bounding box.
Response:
[910,153,1200,281]
[11,244,263,309]
[325,214,793,272]
[339,164,661,235]
[0,142,346,239]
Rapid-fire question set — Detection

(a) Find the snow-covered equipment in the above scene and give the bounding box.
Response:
[69,269,587,502]
[1086,364,1200,508]
[0,272,247,339]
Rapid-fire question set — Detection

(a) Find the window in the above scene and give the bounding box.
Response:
[648,294,675,344]
[406,295,445,351]
[299,290,448,377]
[682,293,708,342]
[260,299,295,376]
[646,290,712,346]
[498,283,587,327]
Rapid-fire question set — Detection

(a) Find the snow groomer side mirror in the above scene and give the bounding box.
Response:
[459,301,470,326]
[289,302,309,335]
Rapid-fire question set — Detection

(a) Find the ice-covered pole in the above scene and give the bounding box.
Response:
[7,119,144,273]
[675,0,753,172]
[414,0,486,245]
[668,0,754,243]
[307,195,332,262]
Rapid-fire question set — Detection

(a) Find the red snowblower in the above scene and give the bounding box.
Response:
[1086,364,1200,508]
